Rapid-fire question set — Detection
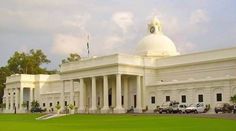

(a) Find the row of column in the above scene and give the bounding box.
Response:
[61,74,142,113]
[5,87,33,111]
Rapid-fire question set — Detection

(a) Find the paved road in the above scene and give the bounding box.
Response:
[128,113,236,120]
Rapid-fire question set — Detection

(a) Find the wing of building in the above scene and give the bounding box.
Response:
[3,17,236,114]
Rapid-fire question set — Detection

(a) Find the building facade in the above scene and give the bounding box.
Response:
[3,18,236,113]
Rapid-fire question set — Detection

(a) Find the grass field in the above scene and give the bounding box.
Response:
[0,114,236,131]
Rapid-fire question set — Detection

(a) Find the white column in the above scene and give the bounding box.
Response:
[20,87,24,111]
[60,81,65,111]
[10,88,14,111]
[79,78,85,113]
[70,80,74,105]
[114,74,125,113]
[123,77,129,109]
[29,88,34,107]
[15,88,19,109]
[90,77,97,113]
[101,75,109,113]
[6,89,9,110]
[136,75,142,113]
[111,79,116,108]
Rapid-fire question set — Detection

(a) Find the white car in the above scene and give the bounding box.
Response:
[185,103,206,113]
[178,104,187,113]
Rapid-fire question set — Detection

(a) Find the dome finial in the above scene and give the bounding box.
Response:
[148,16,162,34]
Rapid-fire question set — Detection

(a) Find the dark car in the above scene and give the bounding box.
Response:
[30,108,46,113]
[158,101,179,114]
[214,103,232,113]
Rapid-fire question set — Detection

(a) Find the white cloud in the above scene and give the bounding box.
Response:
[62,13,91,30]
[190,9,209,25]
[103,35,124,50]
[112,11,134,33]
[177,41,196,53]
[51,34,87,55]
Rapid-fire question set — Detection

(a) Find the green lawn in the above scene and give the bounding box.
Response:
[0,114,236,131]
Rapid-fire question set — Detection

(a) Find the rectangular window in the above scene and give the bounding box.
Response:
[166,96,170,102]
[151,96,155,104]
[216,93,222,102]
[43,103,46,107]
[50,103,53,107]
[134,95,137,108]
[181,95,186,103]
[198,94,204,102]
[65,101,67,106]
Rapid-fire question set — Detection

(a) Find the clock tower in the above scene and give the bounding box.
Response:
[148,17,162,34]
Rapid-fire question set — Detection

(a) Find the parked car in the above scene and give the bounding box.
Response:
[233,104,236,114]
[30,107,46,113]
[185,103,206,113]
[158,101,179,114]
[178,104,187,113]
[214,103,232,114]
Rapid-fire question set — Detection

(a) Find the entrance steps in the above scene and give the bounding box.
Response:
[36,113,67,120]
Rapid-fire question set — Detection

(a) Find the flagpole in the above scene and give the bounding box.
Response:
[87,35,90,57]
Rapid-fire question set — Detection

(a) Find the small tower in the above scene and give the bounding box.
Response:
[148,17,162,34]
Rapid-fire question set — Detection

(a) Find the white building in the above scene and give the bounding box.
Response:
[3,18,236,113]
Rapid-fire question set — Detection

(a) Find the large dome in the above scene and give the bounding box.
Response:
[136,17,179,57]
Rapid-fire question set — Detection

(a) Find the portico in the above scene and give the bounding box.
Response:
[59,73,143,114]
[4,85,34,113]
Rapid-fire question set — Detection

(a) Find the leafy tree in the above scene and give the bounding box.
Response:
[69,104,74,110]
[62,53,81,64]
[0,49,53,103]
[7,49,51,74]
[230,94,236,104]
[0,67,11,103]
[31,100,40,109]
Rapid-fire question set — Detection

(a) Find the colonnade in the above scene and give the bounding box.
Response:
[61,74,143,113]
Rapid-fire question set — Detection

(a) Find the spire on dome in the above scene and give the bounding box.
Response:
[148,17,162,34]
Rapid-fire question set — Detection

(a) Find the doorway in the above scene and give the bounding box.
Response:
[134,95,137,108]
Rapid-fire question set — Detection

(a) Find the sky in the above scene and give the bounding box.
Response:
[0,0,236,70]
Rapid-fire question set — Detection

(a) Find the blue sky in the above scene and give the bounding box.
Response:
[0,0,236,70]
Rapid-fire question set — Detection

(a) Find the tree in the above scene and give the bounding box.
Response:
[55,103,61,114]
[31,100,40,109]
[0,49,53,103]
[0,67,11,103]
[7,49,51,74]
[230,95,236,104]
[62,53,81,64]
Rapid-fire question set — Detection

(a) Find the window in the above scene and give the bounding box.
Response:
[166,96,170,102]
[57,101,60,105]
[74,101,76,106]
[43,103,46,107]
[216,93,222,102]
[134,95,137,108]
[50,103,53,107]
[97,97,100,106]
[181,95,186,103]
[151,96,155,104]
[122,96,124,105]
[65,101,68,106]
[198,94,204,102]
